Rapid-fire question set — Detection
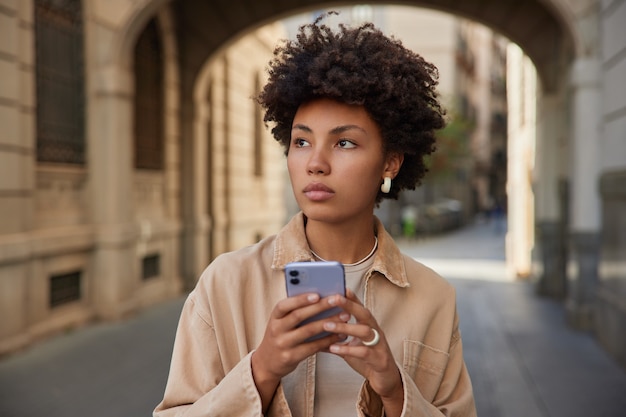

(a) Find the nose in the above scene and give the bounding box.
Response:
[306,147,330,175]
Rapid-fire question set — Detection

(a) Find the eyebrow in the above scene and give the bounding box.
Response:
[291,124,367,135]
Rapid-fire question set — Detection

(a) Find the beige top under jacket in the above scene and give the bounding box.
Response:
[154,212,477,417]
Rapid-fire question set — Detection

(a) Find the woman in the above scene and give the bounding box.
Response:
[155,13,476,417]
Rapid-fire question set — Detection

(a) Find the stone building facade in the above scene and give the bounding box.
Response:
[0,0,285,355]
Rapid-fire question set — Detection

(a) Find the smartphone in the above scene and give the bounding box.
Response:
[284,261,346,341]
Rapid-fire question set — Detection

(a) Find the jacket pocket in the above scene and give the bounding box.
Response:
[402,339,449,401]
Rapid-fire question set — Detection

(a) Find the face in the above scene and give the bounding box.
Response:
[288,98,402,225]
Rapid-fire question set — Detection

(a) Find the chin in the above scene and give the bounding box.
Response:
[301,205,361,225]
[301,205,338,221]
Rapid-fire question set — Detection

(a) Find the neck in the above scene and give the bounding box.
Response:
[311,237,378,266]
[304,216,377,265]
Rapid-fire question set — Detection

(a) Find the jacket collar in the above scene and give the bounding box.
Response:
[271,212,409,288]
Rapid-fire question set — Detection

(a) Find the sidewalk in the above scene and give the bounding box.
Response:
[0,296,185,417]
[1,221,625,417]
[398,222,626,417]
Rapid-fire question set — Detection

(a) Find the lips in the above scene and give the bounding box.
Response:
[303,183,335,201]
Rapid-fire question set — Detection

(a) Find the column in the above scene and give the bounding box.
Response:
[89,65,138,319]
[534,93,567,297]
[0,1,34,352]
[566,57,602,329]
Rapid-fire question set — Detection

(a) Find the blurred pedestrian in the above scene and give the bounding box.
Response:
[401,204,418,238]
[493,200,506,234]
[155,11,476,417]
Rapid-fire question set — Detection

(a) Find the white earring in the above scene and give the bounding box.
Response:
[381,177,391,193]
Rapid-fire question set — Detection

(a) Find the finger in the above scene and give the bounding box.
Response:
[269,296,349,347]
[327,333,385,360]
[268,318,348,358]
[321,320,374,343]
[328,294,376,326]
[284,296,348,330]
[294,325,348,347]
[255,325,344,379]
[273,293,320,319]
[360,328,382,350]
[263,312,345,353]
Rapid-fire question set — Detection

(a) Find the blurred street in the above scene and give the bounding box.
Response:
[1,220,626,417]
[399,222,626,417]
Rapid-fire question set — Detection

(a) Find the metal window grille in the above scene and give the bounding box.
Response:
[134,18,164,170]
[50,270,82,308]
[35,0,86,164]
[142,253,160,280]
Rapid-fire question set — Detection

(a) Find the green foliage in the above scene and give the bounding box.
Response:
[426,112,473,180]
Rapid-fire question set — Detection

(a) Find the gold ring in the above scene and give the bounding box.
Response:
[362,328,380,347]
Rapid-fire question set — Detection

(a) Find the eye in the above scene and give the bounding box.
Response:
[292,138,311,148]
[337,139,357,149]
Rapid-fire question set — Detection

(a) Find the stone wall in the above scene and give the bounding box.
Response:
[597,170,626,367]
[595,0,626,367]
[0,0,286,355]
[205,25,287,256]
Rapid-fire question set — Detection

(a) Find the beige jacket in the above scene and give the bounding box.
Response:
[154,212,476,417]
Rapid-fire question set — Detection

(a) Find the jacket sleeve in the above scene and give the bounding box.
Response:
[153,294,265,417]
[357,322,476,417]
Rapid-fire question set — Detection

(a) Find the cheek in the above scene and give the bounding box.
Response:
[340,163,381,195]
[286,157,305,194]
[286,157,299,178]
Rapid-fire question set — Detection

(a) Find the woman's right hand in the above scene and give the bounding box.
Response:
[251,293,349,411]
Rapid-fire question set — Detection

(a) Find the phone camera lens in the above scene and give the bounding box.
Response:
[289,270,299,277]
[290,278,300,285]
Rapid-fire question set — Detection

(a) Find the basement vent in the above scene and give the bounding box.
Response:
[50,271,81,308]
[142,254,160,280]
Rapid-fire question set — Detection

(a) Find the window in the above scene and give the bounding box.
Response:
[35,0,85,164]
[50,270,81,308]
[134,18,164,170]
[142,253,160,280]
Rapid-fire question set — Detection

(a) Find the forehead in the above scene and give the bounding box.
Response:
[293,98,378,132]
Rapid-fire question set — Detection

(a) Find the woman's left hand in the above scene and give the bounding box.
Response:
[321,289,403,413]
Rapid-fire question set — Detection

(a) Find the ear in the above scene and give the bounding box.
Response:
[383,152,404,179]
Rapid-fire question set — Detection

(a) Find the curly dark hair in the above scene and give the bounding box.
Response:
[256,12,445,201]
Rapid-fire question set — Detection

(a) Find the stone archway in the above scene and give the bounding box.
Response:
[170,0,577,94]
[165,0,582,289]
[109,0,598,323]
